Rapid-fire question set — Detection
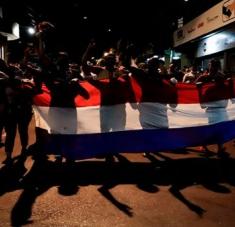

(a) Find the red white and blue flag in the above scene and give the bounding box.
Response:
[33,77,235,159]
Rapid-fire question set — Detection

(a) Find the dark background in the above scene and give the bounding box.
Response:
[2,0,222,60]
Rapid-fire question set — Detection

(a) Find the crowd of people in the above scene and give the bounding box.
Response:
[0,21,233,165]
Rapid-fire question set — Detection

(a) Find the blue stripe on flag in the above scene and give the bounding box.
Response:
[36,120,235,160]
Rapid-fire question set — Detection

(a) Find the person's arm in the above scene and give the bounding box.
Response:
[0,71,9,79]
[129,66,146,83]
[35,21,55,67]
[195,75,205,83]
[81,41,97,76]
[70,80,90,100]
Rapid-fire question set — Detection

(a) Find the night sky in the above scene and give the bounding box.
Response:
[2,0,222,60]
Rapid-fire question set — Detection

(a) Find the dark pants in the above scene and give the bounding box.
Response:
[5,112,32,157]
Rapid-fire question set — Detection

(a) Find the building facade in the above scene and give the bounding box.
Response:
[173,0,235,76]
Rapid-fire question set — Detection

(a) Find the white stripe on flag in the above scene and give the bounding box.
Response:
[33,99,235,135]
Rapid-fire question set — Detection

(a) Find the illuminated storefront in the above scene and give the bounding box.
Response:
[173,0,235,75]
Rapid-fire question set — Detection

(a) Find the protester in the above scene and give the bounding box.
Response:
[3,65,34,164]
[196,59,230,158]
[82,41,133,163]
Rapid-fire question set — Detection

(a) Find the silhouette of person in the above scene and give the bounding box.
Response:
[4,69,34,164]
[128,57,178,130]
[82,41,137,161]
[46,76,89,161]
[86,73,137,161]
[118,46,178,155]
[197,59,230,157]
[88,74,136,129]
[30,22,90,161]
[201,83,229,124]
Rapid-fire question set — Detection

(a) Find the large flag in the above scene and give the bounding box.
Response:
[33,77,235,159]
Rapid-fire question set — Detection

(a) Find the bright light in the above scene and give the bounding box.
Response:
[184,0,189,2]
[107,28,112,32]
[204,33,228,54]
[172,52,182,60]
[12,23,20,38]
[196,32,234,57]
[83,16,88,20]
[27,27,36,35]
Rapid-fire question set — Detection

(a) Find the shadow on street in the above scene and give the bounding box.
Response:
[0,149,235,226]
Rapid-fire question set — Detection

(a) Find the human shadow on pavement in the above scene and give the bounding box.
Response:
[0,150,234,226]
[96,154,159,217]
[0,154,27,196]
[10,156,55,226]
[97,154,134,217]
[147,151,234,216]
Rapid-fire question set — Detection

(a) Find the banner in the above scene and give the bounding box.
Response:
[33,77,235,159]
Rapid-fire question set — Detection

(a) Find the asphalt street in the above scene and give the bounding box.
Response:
[0,119,235,227]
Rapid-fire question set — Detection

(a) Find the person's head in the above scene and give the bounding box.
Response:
[158,60,167,75]
[191,65,197,73]
[147,56,160,73]
[8,65,23,79]
[103,53,116,72]
[57,52,69,71]
[158,59,165,66]
[168,63,176,72]
[209,59,221,74]
[36,21,56,57]
[182,65,189,73]
[203,68,209,76]
[138,62,148,71]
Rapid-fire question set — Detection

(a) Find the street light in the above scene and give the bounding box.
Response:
[27,27,36,35]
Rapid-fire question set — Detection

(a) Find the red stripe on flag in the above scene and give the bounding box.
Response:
[33,78,235,107]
